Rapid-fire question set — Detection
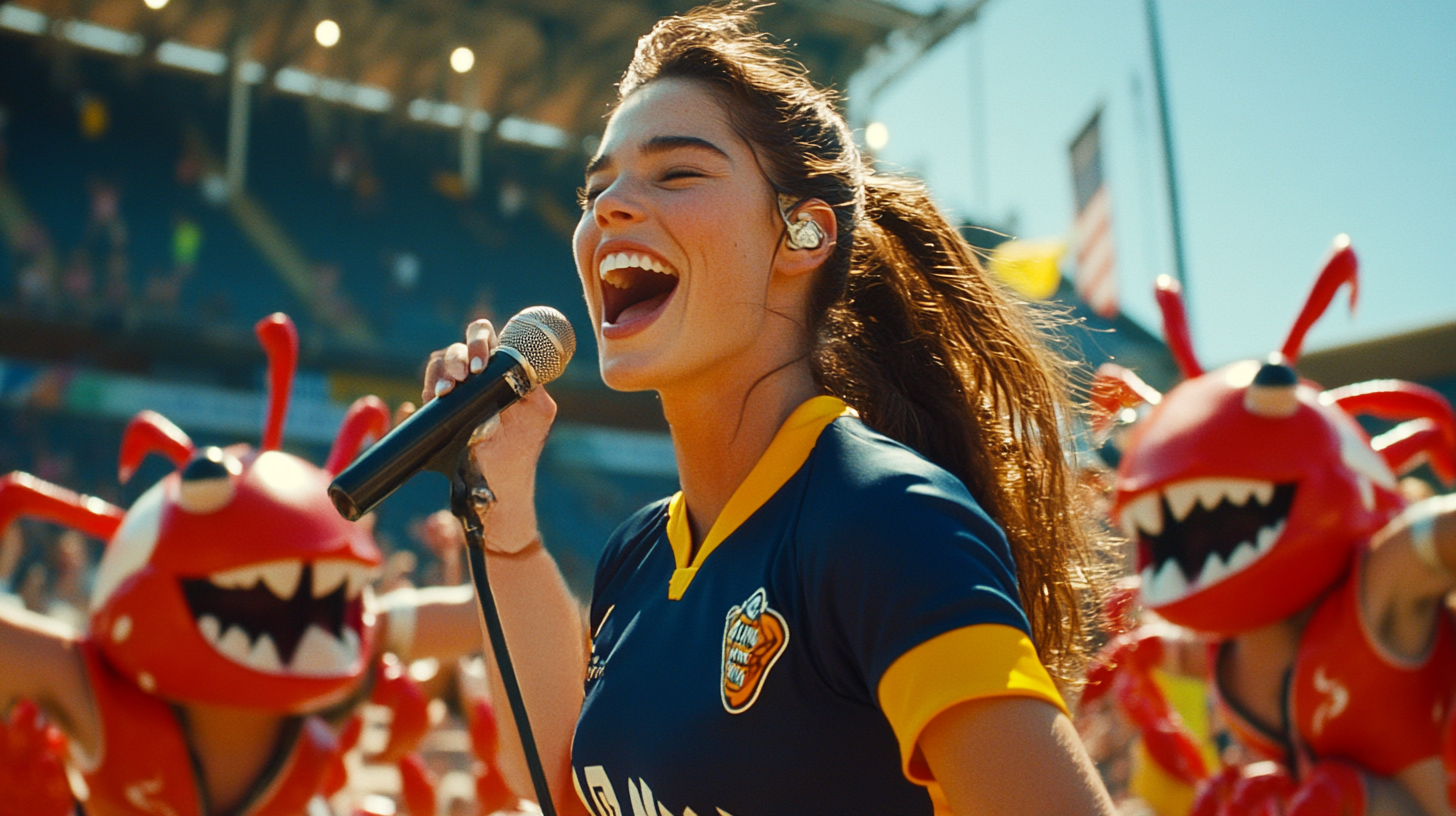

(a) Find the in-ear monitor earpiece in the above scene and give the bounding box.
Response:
[778,195,826,251]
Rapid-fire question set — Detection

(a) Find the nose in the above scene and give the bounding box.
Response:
[591,179,645,229]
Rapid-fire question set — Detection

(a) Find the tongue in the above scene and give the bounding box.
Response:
[615,291,670,325]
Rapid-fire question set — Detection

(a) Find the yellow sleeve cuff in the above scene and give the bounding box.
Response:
[877,623,1068,785]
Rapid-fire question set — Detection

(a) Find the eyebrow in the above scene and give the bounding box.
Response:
[585,135,731,178]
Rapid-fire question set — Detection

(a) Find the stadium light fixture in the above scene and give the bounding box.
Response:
[144,0,170,9]
[451,47,475,74]
[315,19,340,48]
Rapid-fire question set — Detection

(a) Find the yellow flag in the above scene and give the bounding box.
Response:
[988,239,1065,300]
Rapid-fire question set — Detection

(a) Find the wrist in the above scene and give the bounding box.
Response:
[475,482,539,553]
[484,535,544,558]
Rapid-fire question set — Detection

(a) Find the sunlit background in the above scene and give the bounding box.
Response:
[0,1,1451,811]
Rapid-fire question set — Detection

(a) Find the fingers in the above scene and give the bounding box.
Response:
[422,321,499,403]
[424,343,470,402]
[393,401,417,427]
[423,351,445,404]
[465,319,498,375]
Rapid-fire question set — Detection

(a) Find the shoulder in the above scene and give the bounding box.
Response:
[799,417,1013,569]
[594,496,672,590]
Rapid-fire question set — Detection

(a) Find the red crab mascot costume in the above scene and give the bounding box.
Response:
[1087,237,1456,816]
[0,314,500,816]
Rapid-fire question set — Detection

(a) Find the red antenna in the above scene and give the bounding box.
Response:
[324,396,391,475]
[118,411,195,484]
[1154,275,1202,379]
[1281,235,1358,363]
[0,473,125,542]
[1327,379,1456,484]
[255,313,299,451]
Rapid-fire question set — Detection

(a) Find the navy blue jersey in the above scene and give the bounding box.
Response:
[570,397,1064,816]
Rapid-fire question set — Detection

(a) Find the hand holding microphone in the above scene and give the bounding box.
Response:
[427,317,562,554]
[329,307,577,816]
[328,307,575,535]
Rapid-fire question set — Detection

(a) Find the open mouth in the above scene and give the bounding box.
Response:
[180,559,378,677]
[1121,478,1297,606]
[599,251,678,326]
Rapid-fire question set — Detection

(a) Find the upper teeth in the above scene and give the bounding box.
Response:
[207,559,377,600]
[1119,478,1277,539]
[598,251,677,288]
[312,559,378,599]
[1119,493,1164,539]
[210,560,302,598]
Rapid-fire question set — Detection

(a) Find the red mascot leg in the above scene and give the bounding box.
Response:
[397,753,438,816]
[0,701,73,816]
[470,700,521,815]
[1192,766,1244,816]
[1227,768,1294,816]
[369,655,431,764]
[1286,761,1366,816]
[322,715,364,798]
[1444,706,1456,812]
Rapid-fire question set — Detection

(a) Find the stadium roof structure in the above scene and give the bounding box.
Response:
[0,0,926,152]
[0,0,952,431]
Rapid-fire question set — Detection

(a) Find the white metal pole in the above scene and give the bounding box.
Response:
[225,35,253,197]
[460,68,481,197]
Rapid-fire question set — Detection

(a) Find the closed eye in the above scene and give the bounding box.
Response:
[660,168,710,186]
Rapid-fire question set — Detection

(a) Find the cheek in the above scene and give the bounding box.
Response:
[572,217,600,308]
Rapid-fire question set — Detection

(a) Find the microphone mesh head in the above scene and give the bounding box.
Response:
[500,306,576,385]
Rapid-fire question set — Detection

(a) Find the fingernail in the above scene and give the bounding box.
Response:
[470,356,483,374]
[435,379,453,398]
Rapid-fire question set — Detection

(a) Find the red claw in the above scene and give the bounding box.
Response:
[0,701,74,816]
[397,753,438,816]
[368,655,431,763]
[470,700,520,814]
[1286,761,1366,816]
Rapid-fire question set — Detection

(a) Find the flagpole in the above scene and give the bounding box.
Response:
[1145,0,1189,310]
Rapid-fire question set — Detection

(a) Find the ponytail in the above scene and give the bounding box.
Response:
[813,174,1101,680]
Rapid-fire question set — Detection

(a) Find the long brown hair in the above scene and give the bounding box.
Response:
[617,4,1104,680]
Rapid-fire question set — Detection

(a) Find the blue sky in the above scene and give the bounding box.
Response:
[851,0,1456,367]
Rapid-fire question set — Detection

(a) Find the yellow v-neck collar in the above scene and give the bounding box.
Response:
[664,395,855,600]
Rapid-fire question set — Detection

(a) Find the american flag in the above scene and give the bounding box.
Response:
[1070,112,1118,318]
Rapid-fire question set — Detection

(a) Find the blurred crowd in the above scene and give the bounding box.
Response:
[1,103,205,325]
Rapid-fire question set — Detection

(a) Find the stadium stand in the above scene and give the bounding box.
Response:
[0,35,672,595]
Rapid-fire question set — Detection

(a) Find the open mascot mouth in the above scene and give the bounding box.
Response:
[1121,478,1297,605]
[180,559,377,677]
[600,251,678,326]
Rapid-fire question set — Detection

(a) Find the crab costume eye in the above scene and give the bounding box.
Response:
[1244,358,1300,418]
[176,447,243,514]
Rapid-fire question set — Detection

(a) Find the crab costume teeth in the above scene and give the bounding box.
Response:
[181,560,378,677]
[1086,237,1456,816]
[0,314,495,813]
[1130,480,1295,606]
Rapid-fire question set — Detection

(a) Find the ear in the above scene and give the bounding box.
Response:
[773,198,837,278]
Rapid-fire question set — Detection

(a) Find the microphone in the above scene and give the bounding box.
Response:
[328,306,576,521]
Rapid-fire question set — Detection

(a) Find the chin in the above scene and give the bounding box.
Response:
[598,351,666,393]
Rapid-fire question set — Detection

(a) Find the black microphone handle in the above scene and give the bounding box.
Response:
[328,349,531,521]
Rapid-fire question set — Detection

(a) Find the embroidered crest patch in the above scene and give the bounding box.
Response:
[721,588,788,714]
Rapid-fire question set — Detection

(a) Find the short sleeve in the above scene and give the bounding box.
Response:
[795,429,1066,784]
[590,498,670,635]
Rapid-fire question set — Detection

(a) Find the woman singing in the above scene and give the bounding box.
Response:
[425,5,1115,814]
